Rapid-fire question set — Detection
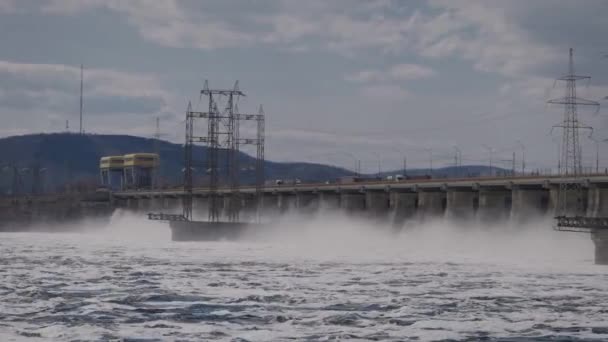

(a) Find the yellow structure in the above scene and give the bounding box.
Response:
[99,153,159,190]
[123,153,159,168]
[100,156,124,190]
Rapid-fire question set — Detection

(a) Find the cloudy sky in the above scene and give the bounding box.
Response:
[1,0,607,173]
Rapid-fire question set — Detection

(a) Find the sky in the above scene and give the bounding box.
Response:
[0,0,607,173]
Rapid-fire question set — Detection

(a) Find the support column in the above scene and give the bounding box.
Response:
[592,231,608,265]
[550,184,588,217]
[278,193,296,213]
[240,195,258,221]
[192,196,208,219]
[296,192,318,213]
[390,192,417,226]
[510,187,550,222]
[477,188,511,223]
[150,197,163,211]
[586,185,608,265]
[417,190,446,220]
[126,197,138,211]
[446,189,478,221]
[262,193,280,216]
[165,197,181,213]
[365,191,390,217]
[319,192,340,210]
[138,197,152,212]
[340,192,366,212]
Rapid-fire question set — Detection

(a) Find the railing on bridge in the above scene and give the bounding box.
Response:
[147,213,189,222]
[555,216,608,233]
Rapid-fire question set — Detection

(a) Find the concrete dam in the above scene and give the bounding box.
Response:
[3,174,608,264]
[109,174,608,264]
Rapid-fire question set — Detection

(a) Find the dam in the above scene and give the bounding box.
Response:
[103,174,608,264]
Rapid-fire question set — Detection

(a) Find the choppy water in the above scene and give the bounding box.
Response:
[1,211,607,341]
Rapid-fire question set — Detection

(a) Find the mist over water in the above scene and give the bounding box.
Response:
[1,209,607,341]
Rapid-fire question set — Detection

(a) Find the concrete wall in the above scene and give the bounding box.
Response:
[586,186,608,264]
[319,192,340,210]
[477,188,511,223]
[510,188,550,222]
[340,193,366,212]
[446,189,477,221]
[390,192,417,226]
[417,191,446,220]
[365,191,390,217]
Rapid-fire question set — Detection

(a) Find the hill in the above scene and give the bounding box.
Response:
[0,133,509,194]
[0,133,356,193]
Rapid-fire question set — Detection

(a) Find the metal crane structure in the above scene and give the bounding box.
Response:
[550,48,603,232]
[148,81,265,228]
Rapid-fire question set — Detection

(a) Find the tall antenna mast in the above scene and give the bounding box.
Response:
[153,117,161,189]
[79,64,84,135]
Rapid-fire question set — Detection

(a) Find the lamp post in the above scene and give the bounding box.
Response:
[424,148,433,176]
[371,151,382,176]
[389,147,408,177]
[516,140,526,175]
[482,144,494,176]
[452,146,462,168]
[592,138,599,174]
[339,151,361,177]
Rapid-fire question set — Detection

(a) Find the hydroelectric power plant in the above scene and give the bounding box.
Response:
[2,50,608,265]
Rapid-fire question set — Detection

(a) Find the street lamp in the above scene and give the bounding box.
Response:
[592,137,600,173]
[424,148,433,176]
[516,140,526,175]
[371,151,382,176]
[333,151,361,177]
[389,146,408,177]
[452,145,462,168]
[482,144,494,176]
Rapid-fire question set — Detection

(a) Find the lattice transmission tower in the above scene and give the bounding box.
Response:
[550,48,600,230]
[179,81,265,223]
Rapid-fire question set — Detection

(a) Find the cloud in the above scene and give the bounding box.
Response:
[347,64,437,83]
[359,84,410,100]
[8,1,607,82]
[0,60,173,133]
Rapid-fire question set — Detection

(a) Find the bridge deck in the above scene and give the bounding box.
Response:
[112,174,608,198]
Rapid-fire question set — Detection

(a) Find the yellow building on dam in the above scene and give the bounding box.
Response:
[100,153,159,190]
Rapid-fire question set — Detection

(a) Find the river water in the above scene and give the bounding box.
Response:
[1,210,607,341]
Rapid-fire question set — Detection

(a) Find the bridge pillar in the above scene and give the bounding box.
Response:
[365,191,390,218]
[586,185,608,265]
[296,192,318,213]
[126,198,138,211]
[278,193,296,213]
[550,184,588,217]
[477,188,511,223]
[340,192,365,212]
[587,185,608,217]
[510,187,550,222]
[446,189,478,221]
[592,231,608,265]
[191,196,208,218]
[165,197,181,212]
[222,195,242,219]
[319,192,340,210]
[417,190,446,220]
[239,195,258,221]
[150,197,164,211]
[390,192,417,226]
[262,193,280,215]
[138,197,152,212]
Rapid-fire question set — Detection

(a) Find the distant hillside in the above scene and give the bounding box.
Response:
[0,133,509,194]
[0,133,355,193]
